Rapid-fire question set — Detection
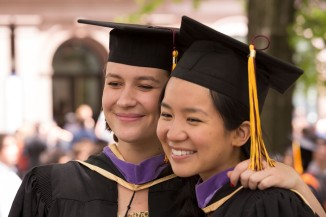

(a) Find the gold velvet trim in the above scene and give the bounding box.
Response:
[76,160,177,191]
[290,189,313,211]
[109,143,125,160]
[202,186,243,214]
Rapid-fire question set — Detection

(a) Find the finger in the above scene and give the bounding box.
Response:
[257,175,277,190]
[247,170,271,190]
[229,159,250,186]
[240,169,255,188]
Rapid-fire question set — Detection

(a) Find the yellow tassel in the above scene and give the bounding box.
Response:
[248,44,275,171]
[292,140,303,174]
[172,49,178,71]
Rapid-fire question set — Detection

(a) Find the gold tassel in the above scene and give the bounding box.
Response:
[248,44,275,171]
[292,140,303,174]
[172,49,178,71]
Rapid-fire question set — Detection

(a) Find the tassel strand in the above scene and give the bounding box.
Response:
[248,44,275,171]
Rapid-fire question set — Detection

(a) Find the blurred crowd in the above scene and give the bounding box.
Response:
[1,104,326,215]
[0,104,114,217]
[282,120,326,210]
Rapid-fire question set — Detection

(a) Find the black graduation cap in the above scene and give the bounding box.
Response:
[173,16,303,110]
[77,19,179,71]
[172,16,303,170]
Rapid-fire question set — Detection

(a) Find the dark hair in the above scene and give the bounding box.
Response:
[210,90,250,159]
[105,120,118,142]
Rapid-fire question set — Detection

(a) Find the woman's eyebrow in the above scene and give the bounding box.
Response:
[161,102,208,116]
[136,76,160,83]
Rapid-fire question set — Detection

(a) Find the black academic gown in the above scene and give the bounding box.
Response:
[206,183,318,217]
[9,153,183,217]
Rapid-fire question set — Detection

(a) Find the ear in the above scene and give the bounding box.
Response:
[231,121,250,147]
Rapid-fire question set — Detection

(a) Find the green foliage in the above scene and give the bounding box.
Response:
[115,0,201,23]
[290,0,326,92]
[114,0,163,23]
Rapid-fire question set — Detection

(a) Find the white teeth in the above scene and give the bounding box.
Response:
[171,149,195,156]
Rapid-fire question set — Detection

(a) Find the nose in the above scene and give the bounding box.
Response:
[166,119,187,142]
[116,86,137,107]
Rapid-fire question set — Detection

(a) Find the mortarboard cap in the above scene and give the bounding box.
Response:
[172,16,303,170]
[77,19,179,71]
[173,16,303,110]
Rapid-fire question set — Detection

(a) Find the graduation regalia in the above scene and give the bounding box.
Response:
[171,16,318,217]
[9,152,183,217]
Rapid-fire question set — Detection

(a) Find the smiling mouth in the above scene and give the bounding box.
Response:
[171,148,196,156]
[115,113,145,121]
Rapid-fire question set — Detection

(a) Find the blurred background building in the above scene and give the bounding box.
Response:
[0,0,246,133]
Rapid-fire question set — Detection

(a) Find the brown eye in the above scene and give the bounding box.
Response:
[187,118,201,123]
[139,85,154,90]
[107,81,121,87]
[160,112,172,119]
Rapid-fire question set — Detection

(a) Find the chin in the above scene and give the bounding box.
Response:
[171,166,196,178]
[115,132,140,143]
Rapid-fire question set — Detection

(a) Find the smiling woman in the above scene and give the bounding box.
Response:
[157,16,319,217]
[8,19,205,217]
[159,78,245,181]
[102,62,168,149]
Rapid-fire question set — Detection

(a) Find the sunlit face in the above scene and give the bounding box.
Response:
[0,135,19,167]
[102,62,169,145]
[157,77,241,181]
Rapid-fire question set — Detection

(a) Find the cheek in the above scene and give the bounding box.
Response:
[102,89,114,109]
[194,129,228,152]
[142,93,161,114]
[156,121,168,142]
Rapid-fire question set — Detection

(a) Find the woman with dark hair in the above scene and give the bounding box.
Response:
[157,16,325,217]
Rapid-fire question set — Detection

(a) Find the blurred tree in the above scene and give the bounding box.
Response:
[291,0,326,91]
[247,0,297,155]
[248,0,326,155]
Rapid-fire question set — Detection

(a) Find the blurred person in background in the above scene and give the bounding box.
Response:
[39,148,73,165]
[282,139,322,208]
[23,122,47,171]
[307,133,326,209]
[71,139,99,161]
[67,104,97,148]
[299,126,317,171]
[0,133,21,217]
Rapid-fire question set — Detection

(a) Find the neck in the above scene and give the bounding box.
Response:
[200,154,241,181]
[116,137,163,164]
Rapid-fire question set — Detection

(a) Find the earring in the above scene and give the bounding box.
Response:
[164,155,169,163]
